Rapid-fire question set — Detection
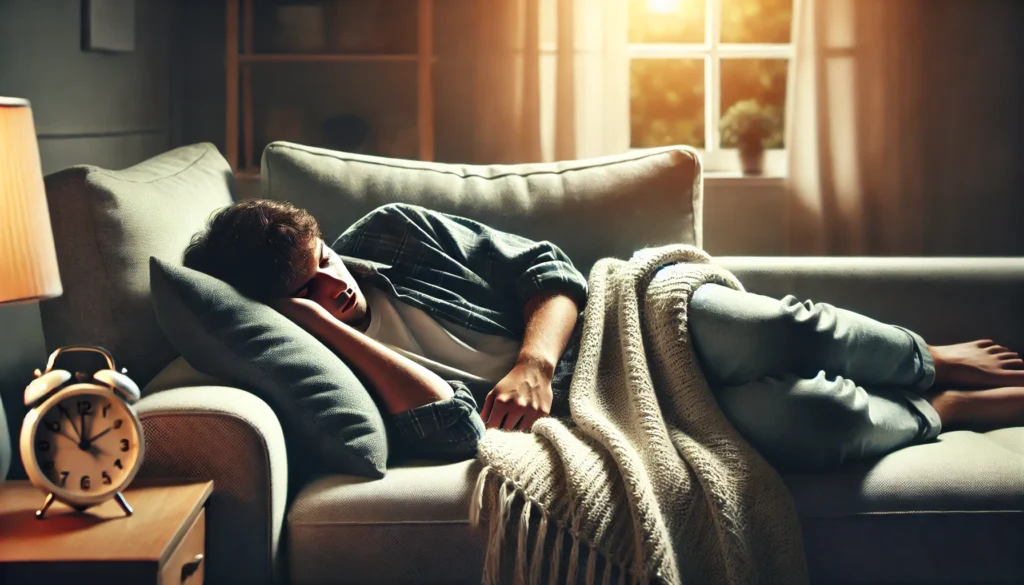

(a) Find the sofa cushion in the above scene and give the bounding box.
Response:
[288,461,486,585]
[149,258,389,478]
[39,143,236,385]
[260,142,702,278]
[788,428,1024,583]
[287,429,1024,585]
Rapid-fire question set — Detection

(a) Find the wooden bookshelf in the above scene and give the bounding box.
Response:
[224,0,435,177]
[240,54,420,63]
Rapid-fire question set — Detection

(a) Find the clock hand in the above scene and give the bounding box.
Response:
[54,428,79,444]
[86,426,113,442]
[58,405,81,439]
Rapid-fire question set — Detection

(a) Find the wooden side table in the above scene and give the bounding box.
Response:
[0,479,213,585]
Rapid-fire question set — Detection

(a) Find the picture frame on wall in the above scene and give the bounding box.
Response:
[82,0,136,53]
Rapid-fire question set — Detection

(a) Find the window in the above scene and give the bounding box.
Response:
[628,0,793,174]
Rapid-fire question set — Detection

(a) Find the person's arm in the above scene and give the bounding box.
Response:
[335,203,590,327]
[275,297,453,414]
[480,290,579,431]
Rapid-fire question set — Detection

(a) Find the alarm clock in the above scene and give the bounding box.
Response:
[19,345,145,519]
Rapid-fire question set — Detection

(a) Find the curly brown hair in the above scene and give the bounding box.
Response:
[183,199,322,301]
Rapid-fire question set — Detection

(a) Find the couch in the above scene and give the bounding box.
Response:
[37,141,1024,584]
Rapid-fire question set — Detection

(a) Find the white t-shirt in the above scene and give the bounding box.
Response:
[362,287,520,384]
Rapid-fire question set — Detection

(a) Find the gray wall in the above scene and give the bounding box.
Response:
[0,0,173,479]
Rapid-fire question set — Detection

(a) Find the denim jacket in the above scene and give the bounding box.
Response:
[331,203,588,459]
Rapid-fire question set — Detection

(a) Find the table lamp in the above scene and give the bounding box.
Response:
[0,97,63,482]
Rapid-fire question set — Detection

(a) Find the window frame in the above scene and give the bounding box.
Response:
[628,0,794,175]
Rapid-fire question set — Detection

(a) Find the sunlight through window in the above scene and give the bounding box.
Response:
[629,0,794,173]
[647,0,682,13]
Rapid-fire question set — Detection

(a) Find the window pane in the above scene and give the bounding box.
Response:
[631,59,706,149]
[721,0,793,44]
[628,0,704,44]
[720,59,787,148]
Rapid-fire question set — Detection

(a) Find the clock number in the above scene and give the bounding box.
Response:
[46,419,60,432]
[113,458,123,470]
[80,475,91,490]
[102,471,112,485]
[102,404,110,418]
[36,439,50,452]
[59,471,69,487]
[113,419,123,429]
[77,400,92,415]
[120,439,130,452]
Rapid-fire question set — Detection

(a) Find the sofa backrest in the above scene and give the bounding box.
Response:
[260,142,702,278]
[39,143,236,385]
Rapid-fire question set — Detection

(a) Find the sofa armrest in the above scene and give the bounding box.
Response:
[135,386,288,585]
[716,257,1024,350]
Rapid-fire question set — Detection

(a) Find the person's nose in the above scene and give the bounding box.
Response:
[309,270,349,301]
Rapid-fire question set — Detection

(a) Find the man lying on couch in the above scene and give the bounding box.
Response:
[182,199,1024,470]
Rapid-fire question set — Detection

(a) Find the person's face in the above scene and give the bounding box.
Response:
[287,238,369,328]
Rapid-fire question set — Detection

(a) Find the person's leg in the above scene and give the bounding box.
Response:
[715,371,943,472]
[689,283,934,390]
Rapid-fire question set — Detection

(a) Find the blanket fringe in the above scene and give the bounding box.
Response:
[514,501,531,585]
[549,524,564,585]
[530,511,548,585]
[474,466,639,585]
[469,465,492,529]
[585,544,598,584]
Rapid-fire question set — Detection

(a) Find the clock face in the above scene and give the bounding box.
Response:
[29,386,143,503]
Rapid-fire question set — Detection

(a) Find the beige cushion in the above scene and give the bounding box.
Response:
[790,428,1024,583]
[261,142,702,278]
[40,143,236,385]
[288,461,486,585]
[287,429,1024,585]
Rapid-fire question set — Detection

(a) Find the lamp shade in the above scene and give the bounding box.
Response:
[0,97,62,305]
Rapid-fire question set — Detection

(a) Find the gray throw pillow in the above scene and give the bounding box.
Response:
[41,143,236,386]
[149,257,388,478]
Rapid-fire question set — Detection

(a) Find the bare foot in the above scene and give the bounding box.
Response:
[929,340,1024,390]
[928,386,1024,431]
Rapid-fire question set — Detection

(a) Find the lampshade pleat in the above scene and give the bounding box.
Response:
[0,99,63,305]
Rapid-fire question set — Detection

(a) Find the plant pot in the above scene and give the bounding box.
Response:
[738,146,765,176]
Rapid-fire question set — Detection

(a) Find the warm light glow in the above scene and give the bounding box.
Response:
[648,0,681,13]
[0,97,63,305]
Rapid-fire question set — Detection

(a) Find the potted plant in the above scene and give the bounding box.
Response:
[719,99,782,176]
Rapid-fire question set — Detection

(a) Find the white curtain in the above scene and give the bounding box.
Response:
[453,0,629,164]
[786,0,1024,256]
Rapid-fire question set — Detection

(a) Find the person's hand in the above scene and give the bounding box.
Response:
[481,361,553,432]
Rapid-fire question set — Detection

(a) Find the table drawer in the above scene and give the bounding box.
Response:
[161,508,205,585]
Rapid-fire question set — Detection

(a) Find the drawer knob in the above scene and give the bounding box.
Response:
[181,553,204,583]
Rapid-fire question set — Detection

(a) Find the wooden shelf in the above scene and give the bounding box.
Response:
[240,53,420,64]
[225,0,435,171]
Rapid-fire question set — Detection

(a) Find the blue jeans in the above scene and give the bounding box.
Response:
[688,283,943,472]
[391,382,485,460]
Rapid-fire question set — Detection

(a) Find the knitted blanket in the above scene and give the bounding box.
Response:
[469,245,808,585]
